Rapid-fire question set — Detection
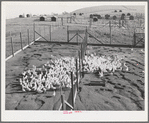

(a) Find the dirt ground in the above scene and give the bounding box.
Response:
[74,46,144,110]
[6,42,145,110]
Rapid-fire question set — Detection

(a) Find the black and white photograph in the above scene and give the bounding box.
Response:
[1,1,148,122]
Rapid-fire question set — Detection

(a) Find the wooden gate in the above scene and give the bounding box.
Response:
[133,33,145,47]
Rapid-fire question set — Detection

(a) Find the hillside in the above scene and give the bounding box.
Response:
[71,5,145,15]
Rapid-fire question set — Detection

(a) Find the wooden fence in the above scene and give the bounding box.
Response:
[58,31,87,110]
[6,20,144,61]
[6,23,61,61]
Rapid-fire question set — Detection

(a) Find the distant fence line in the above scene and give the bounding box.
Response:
[6,20,144,61]
[6,23,62,60]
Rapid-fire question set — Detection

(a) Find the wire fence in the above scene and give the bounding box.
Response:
[58,31,87,110]
[6,23,62,60]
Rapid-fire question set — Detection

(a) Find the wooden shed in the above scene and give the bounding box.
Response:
[79,13,82,16]
[122,13,125,16]
[90,14,93,18]
[26,14,30,18]
[51,16,56,21]
[19,15,25,18]
[40,16,45,21]
[97,14,102,19]
[127,13,130,16]
[129,15,134,20]
[113,15,117,20]
[93,17,98,22]
[105,14,110,19]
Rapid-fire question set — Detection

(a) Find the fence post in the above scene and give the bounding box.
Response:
[89,18,92,28]
[49,25,51,41]
[67,26,69,42]
[80,44,83,78]
[44,26,45,37]
[76,31,78,44]
[78,50,81,79]
[119,20,121,28]
[39,26,41,35]
[76,58,79,91]
[27,29,29,45]
[109,21,112,44]
[61,94,65,110]
[20,32,23,50]
[71,72,74,109]
[133,32,136,47]
[85,27,88,55]
[70,17,72,23]
[10,36,14,57]
[61,18,63,26]
[33,23,35,42]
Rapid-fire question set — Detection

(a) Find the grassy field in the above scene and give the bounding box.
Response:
[6,16,62,57]
[6,14,144,58]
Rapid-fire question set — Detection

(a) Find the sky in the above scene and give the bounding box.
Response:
[2,1,147,19]
[3,2,102,19]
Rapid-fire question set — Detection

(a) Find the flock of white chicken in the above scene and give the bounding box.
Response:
[19,53,128,93]
[83,53,128,77]
[20,56,77,93]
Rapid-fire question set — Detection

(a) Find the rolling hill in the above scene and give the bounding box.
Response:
[71,5,145,16]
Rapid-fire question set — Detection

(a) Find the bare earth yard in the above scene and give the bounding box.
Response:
[6,42,144,110]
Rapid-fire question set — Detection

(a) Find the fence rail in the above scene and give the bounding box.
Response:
[58,29,88,110]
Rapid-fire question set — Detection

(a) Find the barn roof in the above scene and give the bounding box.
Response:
[40,16,46,18]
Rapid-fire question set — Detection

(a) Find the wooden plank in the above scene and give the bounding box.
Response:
[87,31,103,44]
[76,58,79,91]
[44,26,45,37]
[27,29,29,45]
[109,21,112,44]
[77,34,83,39]
[133,33,136,46]
[71,72,74,109]
[76,32,78,43]
[49,25,51,41]
[33,23,35,41]
[20,32,23,50]
[10,36,14,57]
[135,37,144,46]
[34,41,144,48]
[67,26,69,42]
[61,94,65,110]
[78,50,81,79]
[68,30,85,34]
[35,31,49,41]
[65,81,78,110]
[69,33,77,42]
